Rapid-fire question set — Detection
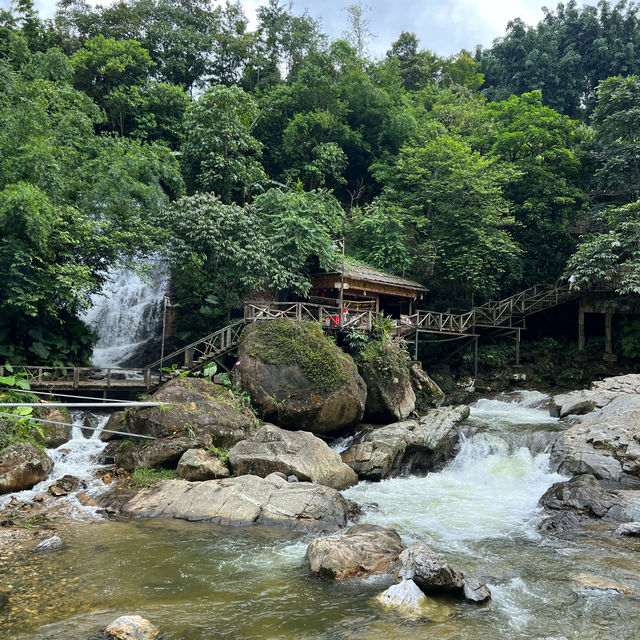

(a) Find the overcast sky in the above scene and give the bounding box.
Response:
[11,0,597,56]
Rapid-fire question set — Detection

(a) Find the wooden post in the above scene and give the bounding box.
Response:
[605,307,613,357]
[185,347,194,369]
[73,368,79,390]
[474,336,478,378]
[414,330,419,360]
[144,368,151,391]
[515,328,520,366]
[578,300,585,351]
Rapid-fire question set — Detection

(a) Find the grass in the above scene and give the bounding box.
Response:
[130,466,178,488]
[207,444,229,461]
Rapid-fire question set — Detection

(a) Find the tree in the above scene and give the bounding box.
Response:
[343,2,375,58]
[379,134,521,299]
[181,84,267,202]
[591,75,640,202]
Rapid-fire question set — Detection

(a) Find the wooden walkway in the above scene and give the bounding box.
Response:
[10,282,601,392]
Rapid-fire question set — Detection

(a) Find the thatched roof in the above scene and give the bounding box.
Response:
[318,260,428,292]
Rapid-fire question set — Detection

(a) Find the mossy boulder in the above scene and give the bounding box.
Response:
[357,340,415,423]
[232,320,366,436]
[116,378,258,471]
[410,363,445,411]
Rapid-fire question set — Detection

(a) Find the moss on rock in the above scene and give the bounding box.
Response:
[244,320,348,395]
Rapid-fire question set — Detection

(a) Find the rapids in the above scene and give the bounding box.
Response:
[2,392,640,640]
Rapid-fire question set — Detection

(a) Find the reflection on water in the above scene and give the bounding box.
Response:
[2,392,640,640]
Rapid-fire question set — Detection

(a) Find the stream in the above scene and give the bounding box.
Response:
[2,392,640,640]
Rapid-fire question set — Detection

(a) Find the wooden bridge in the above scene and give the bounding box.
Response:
[7,282,601,392]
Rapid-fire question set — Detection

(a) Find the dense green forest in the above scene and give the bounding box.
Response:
[1,0,640,364]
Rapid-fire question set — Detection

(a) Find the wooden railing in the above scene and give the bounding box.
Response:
[3,366,159,391]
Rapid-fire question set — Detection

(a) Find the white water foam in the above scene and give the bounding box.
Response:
[82,256,169,367]
[469,391,559,426]
[0,411,109,517]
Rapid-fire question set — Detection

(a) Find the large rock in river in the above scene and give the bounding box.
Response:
[177,448,230,480]
[396,542,490,603]
[410,362,445,411]
[0,443,54,494]
[550,375,640,483]
[341,405,470,480]
[357,340,415,423]
[232,320,366,435]
[539,473,640,534]
[306,524,405,579]
[34,404,73,448]
[116,472,357,532]
[229,423,357,490]
[117,378,258,470]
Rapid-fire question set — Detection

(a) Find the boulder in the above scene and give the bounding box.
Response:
[395,542,490,603]
[125,378,257,447]
[116,378,258,471]
[31,535,63,553]
[34,404,72,448]
[0,443,54,494]
[551,378,640,483]
[539,474,640,534]
[376,579,427,615]
[100,411,125,442]
[306,524,405,579]
[115,436,196,471]
[232,320,366,436]
[229,423,357,490]
[115,473,357,532]
[104,615,159,640]
[342,406,470,480]
[410,363,445,411]
[357,341,415,423]
[177,448,230,480]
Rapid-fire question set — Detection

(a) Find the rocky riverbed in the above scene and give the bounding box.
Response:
[2,376,640,639]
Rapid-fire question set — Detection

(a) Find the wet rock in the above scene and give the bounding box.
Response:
[115,473,357,532]
[396,543,464,592]
[177,448,230,480]
[49,474,83,497]
[551,375,640,483]
[342,406,470,480]
[539,474,640,533]
[100,411,125,441]
[410,363,444,410]
[0,443,54,494]
[306,524,405,579]
[104,615,159,640]
[232,321,367,436]
[572,573,633,596]
[462,577,492,603]
[358,342,415,423]
[376,579,427,615]
[615,522,640,536]
[34,404,72,447]
[31,535,62,553]
[229,424,357,490]
[125,377,258,447]
[77,492,98,507]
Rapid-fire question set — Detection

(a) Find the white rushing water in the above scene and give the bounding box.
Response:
[81,256,169,367]
[0,411,109,516]
[344,392,566,549]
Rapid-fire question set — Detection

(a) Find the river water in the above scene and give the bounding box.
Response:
[2,393,640,639]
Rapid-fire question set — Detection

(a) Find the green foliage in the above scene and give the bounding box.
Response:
[130,466,178,488]
[0,369,43,448]
[207,444,229,462]
[357,338,410,384]
[459,342,515,371]
[181,84,266,202]
[244,320,347,394]
[620,319,640,358]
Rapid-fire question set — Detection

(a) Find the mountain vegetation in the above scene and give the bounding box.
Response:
[1,0,640,361]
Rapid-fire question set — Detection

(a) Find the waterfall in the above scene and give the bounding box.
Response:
[81,256,169,367]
